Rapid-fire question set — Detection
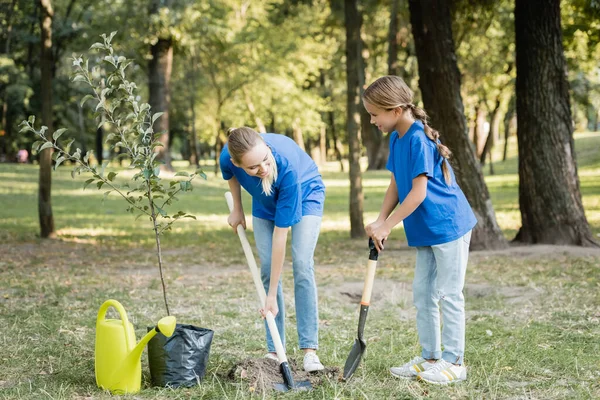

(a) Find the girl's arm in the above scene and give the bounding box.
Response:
[263,226,289,317]
[370,174,428,251]
[377,175,400,221]
[227,177,247,230]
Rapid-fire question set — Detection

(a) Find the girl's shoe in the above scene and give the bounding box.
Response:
[264,352,278,361]
[390,356,437,379]
[417,359,467,384]
[303,352,325,372]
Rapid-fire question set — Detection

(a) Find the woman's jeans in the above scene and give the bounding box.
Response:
[253,215,322,352]
[413,230,472,365]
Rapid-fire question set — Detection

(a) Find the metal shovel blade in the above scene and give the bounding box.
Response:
[343,336,366,380]
[273,361,312,392]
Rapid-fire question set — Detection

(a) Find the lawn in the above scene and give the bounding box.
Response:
[0,132,599,399]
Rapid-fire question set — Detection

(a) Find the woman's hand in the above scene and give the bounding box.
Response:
[260,293,279,318]
[370,221,391,252]
[227,209,246,232]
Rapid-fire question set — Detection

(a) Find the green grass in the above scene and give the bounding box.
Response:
[0,132,599,399]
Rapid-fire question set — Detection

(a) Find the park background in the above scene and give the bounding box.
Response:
[1,0,599,399]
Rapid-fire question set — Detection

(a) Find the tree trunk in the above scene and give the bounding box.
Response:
[409,0,507,250]
[329,110,344,172]
[39,0,55,238]
[388,0,400,76]
[480,96,501,166]
[188,54,199,167]
[292,118,306,151]
[514,0,597,246]
[149,37,173,171]
[243,87,266,133]
[345,0,366,238]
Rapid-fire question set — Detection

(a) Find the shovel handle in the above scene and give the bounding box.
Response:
[225,192,288,364]
[361,239,380,306]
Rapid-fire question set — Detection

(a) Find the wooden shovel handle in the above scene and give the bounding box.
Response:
[225,192,288,363]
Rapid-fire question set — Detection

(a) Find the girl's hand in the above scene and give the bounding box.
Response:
[365,219,384,237]
[371,222,391,252]
[228,209,246,232]
[260,294,279,318]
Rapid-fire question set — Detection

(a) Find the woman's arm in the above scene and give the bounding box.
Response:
[376,176,399,221]
[227,177,246,230]
[263,226,289,317]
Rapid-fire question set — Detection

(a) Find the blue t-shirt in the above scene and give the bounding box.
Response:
[220,134,325,228]
[387,121,477,247]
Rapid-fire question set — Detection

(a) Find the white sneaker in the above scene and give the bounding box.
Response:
[264,352,278,362]
[390,356,437,379]
[303,352,324,372]
[417,359,467,384]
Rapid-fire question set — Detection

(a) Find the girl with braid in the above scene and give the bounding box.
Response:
[362,76,477,384]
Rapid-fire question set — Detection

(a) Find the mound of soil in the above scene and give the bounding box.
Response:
[228,357,340,394]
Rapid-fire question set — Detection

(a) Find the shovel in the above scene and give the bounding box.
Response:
[342,238,380,380]
[225,192,312,392]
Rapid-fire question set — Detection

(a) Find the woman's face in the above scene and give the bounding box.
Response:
[234,143,272,178]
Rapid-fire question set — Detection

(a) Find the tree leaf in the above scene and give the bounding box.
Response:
[31,141,43,152]
[97,181,105,189]
[83,178,95,189]
[54,156,66,170]
[174,171,190,177]
[53,128,67,141]
[39,142,54,152]
[151,112,164,125]
[107,172,117,181]
[80,94,95,108]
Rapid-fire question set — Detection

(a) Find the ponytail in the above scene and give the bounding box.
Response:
[410,105,453,185]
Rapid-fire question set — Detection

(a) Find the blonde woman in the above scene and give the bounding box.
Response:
[363,76,477,384]
[221,127,326,372]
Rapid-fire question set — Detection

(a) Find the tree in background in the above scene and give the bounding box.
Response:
[148,0,174,171]
[39,0,55,238]
[514,0,597,246]
[408,0,507,250]
[344,0,366,238]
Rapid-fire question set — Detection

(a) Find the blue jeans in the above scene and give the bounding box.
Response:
[413,230,471,365]
[253,215,321,352]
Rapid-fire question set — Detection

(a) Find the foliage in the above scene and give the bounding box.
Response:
[19,32,206,315]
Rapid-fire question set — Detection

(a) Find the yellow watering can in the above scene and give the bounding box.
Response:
[95,299,176,394]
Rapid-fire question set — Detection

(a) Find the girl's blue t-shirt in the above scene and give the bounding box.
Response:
[387,121,477,247]
[220,134,325,228]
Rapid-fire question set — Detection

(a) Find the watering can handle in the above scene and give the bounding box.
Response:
[97,299,133,350]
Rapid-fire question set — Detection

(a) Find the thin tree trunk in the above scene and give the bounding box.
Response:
[345,0,366,238]
[388,0,400,76]
[329,110,344,172]
[0,0,18,159]
[292,118,306,151]
[503,94,516,161]
[514,0,597,246]
[77,102,87,157]
[480,96,501,165]
[39,0,55,238]
[243,87,266,133]
[188,54,199,167]
[409,0,507,250]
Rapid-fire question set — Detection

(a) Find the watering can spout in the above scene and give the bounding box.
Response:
[95,300,176,394]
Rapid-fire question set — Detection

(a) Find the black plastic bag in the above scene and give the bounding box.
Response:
[147,324,214,388]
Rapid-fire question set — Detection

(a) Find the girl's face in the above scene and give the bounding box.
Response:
[363,100,402,133]
[233,143,272,178]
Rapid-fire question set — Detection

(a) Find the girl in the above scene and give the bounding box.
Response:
[363,76,477,384]
[221,127,326,372]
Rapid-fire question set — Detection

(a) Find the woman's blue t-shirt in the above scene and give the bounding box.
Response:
[220,134,325,228]
[387,121,477,246]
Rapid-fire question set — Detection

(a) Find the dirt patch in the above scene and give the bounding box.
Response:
[227,357,339,394]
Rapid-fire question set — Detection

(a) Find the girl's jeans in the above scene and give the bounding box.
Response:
[413,230,472,365]
[253,215,321,352]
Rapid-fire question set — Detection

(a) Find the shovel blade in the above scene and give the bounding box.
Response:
[343,337,366,380]
[277,361,313,392]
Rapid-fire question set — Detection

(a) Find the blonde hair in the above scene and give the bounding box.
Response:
[363,76,453,185]
[227,127,278,196]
